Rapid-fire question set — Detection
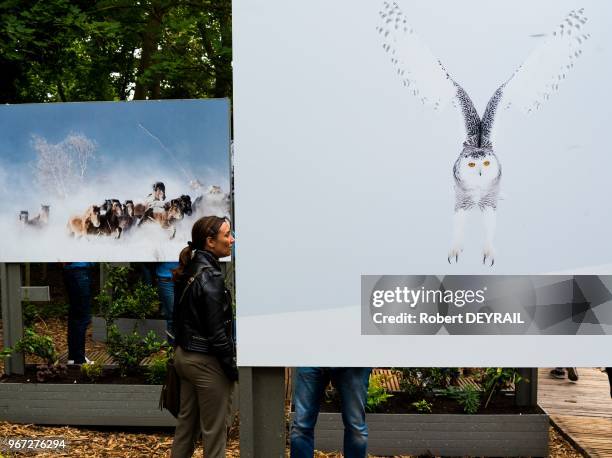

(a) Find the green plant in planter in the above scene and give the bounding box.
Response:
[0,347,13,359]
[35,363,67,382]
[95,265,130,317]
[5,328,65,382]
[13,328,57,364]
[131,281,160,319]
[441,385,481,414]
[22,300,40,327]
[398,367,459,397]
[481,368,524,408]
[412,399,433,413]
[22,300,69,327]
[95,263,160,323]
[146,351,170,385]
[366,374,393,412]
[81,360,104,382]
[106,325,166,377]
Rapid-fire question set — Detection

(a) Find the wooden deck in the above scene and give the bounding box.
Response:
[58,350,158,368]
[538,367,612,458]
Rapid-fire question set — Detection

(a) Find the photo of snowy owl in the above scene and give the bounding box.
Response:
[378,2,590,266]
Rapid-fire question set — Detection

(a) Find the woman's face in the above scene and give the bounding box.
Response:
[206,221,234,258]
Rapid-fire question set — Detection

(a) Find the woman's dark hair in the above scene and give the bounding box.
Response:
[173,215,229,280]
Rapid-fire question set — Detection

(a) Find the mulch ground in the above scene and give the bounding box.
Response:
[0,421,582,457]
[0,318,585,457]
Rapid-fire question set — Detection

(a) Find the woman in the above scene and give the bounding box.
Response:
[171,216,237,458]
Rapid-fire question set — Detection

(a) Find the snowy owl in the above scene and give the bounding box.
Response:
[378,2,590,266]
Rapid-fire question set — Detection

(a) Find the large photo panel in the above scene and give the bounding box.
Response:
[0,99,231,262]
[234,0,612,365]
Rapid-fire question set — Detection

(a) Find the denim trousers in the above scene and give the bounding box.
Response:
[290,367,371,458]
[156,278,175,342]
[63,268,92,364]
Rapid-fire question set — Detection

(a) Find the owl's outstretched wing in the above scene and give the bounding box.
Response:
[480,83,506,147]
[378,1,457,111]
[378,1,481,144]
[491,8,591,118]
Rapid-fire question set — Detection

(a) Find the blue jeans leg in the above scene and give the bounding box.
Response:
[331,368,371,458]
[63,268,92,364]
[290,367,329,458]
[157,278,175,343]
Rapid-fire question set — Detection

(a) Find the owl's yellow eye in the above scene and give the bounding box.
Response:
[468,162,476,168]
[483,160,491,167]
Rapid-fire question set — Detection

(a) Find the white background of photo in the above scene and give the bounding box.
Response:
[233,0,612,365]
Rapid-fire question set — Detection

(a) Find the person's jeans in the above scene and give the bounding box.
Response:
[290,367,371,458]
[157,278,175,343]
[63,268,92,364]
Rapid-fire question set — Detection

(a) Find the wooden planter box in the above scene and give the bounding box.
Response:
[91,317,167,343]
[308,412,549,457]
[0,382,175,427]
[0,382,240,427]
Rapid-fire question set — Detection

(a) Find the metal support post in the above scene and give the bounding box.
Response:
[516,367,538,407]
[239,367,286,457]
[0,263,24,375]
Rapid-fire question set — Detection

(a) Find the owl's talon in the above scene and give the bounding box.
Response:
[482,249,495,267]
[448,247,462,264]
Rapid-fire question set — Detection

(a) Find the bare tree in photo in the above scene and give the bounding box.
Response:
[32,133,97,199]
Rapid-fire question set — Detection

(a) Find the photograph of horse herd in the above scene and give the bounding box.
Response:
[62,187,218,240]
[0,99,231,262]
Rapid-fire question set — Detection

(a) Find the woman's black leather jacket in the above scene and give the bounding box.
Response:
[172,249,237,381]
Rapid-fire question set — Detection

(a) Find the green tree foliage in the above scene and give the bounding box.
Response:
[0,0,232,103]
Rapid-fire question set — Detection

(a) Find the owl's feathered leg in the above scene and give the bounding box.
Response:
[448,209,466,263]
[482,207,496,266]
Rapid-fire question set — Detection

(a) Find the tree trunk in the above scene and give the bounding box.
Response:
[134,6,165,100]
[57,80,67,102]
[213,4,232,99]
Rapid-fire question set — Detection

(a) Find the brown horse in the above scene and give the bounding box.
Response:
[139,201,183,239]
[67,206,101,238]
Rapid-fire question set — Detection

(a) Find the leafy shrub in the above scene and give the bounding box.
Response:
[107,326,166,377]
[22,300,41,327]
[95,265,160,320]
[23,300,69,326]
[0,347,13,359]
[366,374,393,412]
[13,328,58,365]
[81,360,104,382]
[481,368,523,408]
[146,351,170,385]
[398,368,460,396]
[441,385,481,414]
[3,328,64,383]
[411,399,432,413]
[95,265,129,312]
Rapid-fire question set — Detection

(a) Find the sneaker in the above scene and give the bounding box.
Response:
[567,367,579,381]
[67,356,93,365]
[550,368,566,379]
